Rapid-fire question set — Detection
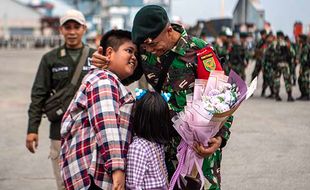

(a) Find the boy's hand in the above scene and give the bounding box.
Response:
[112,170,125,190]
[91,46,110,69]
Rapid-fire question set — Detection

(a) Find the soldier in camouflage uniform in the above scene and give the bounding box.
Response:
[252,30,267,82]
[262,33,276,98]
[227,33,248,80]
[296,34,310,101]
[214,31,230,75]
[285,36,297,86]
[92,5,233,190]
[273,31,294,102]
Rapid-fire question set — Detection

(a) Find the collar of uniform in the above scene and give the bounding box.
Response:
[57,43,85,58]
[169,23,190,56]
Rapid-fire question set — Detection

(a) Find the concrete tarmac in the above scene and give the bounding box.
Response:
[0,49,309,190]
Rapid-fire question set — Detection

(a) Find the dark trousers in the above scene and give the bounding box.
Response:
[89,175,102,190]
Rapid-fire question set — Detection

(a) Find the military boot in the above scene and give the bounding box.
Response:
[266,86,275,99]
[287,91,294,102]
[261,87,266,97]
[297,94,310,101]
[296,93,307,100]
[275,93,282,101]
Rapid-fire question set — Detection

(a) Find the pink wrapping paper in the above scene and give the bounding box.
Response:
[169,70,248,190]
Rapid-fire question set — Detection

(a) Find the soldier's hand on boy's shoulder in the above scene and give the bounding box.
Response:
[26,133,39,153]
[112,170,125,190]
[91,46,110,69]
[193,136,222,158]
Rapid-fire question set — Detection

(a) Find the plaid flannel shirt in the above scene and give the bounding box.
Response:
[60,68,134,190]
[126,137,168,190]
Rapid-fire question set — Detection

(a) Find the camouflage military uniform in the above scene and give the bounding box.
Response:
[262,41,277,97]
[298,42,310,99]
[140,24,233,190]
[273,40,294,101]
[252,38,266,80]
[27,45,95,140]
[288,42,298,86]
[213,42,229,75]
[228,43,247,80]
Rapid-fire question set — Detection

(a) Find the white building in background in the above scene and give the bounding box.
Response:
[233,0,265,32]
[0,0,41,38]
[99,0,171,32]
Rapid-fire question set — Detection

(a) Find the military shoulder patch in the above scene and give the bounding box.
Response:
[200,53,216,72]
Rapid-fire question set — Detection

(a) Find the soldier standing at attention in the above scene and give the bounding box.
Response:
[285,36,297,86]
[214,31,230,74]
[296,34,310,101]
[228,33,248,80]
[262,33,276,98]
[91,5,233,190]
[273,31,294,102]
[252,29,267,82]
[25,10,95,190]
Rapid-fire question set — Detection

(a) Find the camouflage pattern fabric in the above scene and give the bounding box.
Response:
[298,43,310,97]
[228,43,247,80]
[262,42,277,93]
[140,24,233,190]
[213,43,230,75]
[273,40,293,94]
[251,39,266,80]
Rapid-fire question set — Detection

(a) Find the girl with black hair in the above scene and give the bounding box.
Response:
[126,90,171,190]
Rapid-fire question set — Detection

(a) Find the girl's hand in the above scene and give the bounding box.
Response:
[91,46,110,69]
[193,136,222,158]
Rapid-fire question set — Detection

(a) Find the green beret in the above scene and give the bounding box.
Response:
[219,31,227,36]
[239,32,248,38]
[260,29,266,35]
[132,5,169,45]
[276,31,284,37]
[299,34,308,42]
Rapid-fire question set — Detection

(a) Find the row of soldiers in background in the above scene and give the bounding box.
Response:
[211,29,310,102]
[252,30,309,101]
[0,35,63,49]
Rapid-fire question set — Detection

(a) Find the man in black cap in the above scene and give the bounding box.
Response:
[92,5,233,189]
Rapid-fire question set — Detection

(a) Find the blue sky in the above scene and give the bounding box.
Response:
[172,0,310,37]
[16,0,310,37]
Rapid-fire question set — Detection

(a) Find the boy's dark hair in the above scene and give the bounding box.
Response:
[132,91,171,144]
[100,29,143,85]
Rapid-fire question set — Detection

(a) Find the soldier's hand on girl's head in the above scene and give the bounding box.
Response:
[25,133,39,153]
[193,136,222,158]
[91,46,110,69]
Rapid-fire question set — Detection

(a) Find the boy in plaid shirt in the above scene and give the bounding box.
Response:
[60,30,142,190]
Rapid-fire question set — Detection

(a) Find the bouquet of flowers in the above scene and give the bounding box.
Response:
[169,70,257,190]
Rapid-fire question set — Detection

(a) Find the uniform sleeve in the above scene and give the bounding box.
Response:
[86,77,128,173]
[192,36,208,49]
[126,144,148,189]
[27,55,52,134]
[216,115,234,148]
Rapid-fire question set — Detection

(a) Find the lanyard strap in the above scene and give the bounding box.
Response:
[71,46,90,85]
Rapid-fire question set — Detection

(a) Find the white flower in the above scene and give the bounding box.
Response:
[202,83,239,114]
[208,89,221,96]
